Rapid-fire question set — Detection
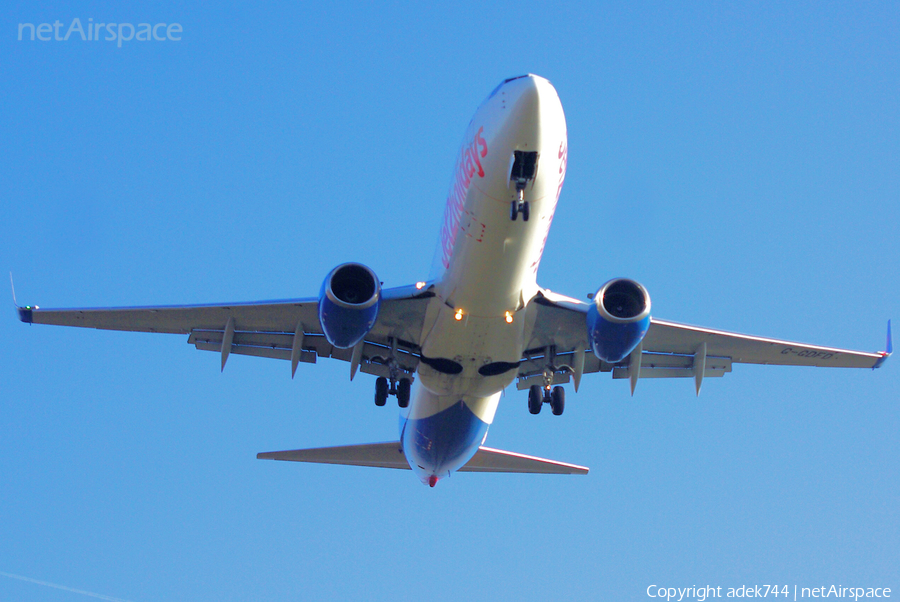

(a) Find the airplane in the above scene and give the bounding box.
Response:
[16,74,892,487]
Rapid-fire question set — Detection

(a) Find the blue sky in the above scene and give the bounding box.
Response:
[2,2,897,601]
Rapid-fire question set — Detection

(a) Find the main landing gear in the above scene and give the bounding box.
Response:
[373,337,412,408]
[375,376,411,408]
[528,384,565,416]
[527,345,566,415]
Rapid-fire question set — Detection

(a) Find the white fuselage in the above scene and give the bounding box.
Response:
[399,75,568,483]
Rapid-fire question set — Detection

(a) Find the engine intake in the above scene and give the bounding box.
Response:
[318,262,381,349]
[587,278,651,363]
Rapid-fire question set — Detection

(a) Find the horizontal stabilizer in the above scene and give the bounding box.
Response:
[461,446,589,474]
[257,442,409,470]
[257,442,589,475]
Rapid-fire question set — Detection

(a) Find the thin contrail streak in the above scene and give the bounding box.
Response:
[0,571,135,602]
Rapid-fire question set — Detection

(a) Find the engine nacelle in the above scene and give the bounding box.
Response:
[318,262,381,349]
[587,278,651,363]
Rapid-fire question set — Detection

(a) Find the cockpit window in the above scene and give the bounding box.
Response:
[487,75,531,100]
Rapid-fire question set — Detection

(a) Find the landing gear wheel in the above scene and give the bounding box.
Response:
[511,200,530,221]
[550,386,565,416]
[397,378,411,408]
[375,377,388,407]
[528,384,543,415]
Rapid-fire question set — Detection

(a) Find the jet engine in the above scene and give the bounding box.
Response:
[586,278,651,363]
[318,262,381,349]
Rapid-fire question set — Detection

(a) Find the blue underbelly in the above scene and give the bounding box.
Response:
[400,400,489,481]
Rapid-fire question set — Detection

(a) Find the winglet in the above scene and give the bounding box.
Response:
[888,319,893,355]
[10,273,36,323]
[873,319,892,369]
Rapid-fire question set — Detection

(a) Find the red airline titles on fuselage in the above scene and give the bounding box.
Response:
[440,126,489,270]
[528,135,568,275]
[556,137,567,201]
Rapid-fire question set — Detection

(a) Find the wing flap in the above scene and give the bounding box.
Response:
[612,351,732,379]
[187,329,421,376]
[515,348,735,389]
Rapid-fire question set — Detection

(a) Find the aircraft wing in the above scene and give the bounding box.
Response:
[17,284,435,379]
[518,289,891,393]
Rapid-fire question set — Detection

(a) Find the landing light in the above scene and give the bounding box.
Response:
[505,311,514,324]
[415,281,426,290]
[454,309,464,321]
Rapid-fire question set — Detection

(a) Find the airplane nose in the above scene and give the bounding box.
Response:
[502,75,560,149]
[506,74,544,107]
[512,78,539,113]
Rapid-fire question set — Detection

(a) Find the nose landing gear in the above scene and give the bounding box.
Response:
[510,181,530,222]
[509,150,538,222]
[510,186,530,222]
